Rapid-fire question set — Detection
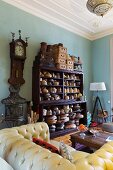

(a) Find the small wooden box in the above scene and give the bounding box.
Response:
[55,58,66,64]
[54,46,67,54]
[66,65,73,70]
[54,53,66,60]
[67,60,74,65]
[56,63,66,70]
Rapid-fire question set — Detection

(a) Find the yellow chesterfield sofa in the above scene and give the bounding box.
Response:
[0,122,113,170]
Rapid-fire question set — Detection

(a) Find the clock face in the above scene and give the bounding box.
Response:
[15,42,25,58]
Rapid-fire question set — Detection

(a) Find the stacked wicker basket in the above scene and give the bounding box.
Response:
[53,44,74,70]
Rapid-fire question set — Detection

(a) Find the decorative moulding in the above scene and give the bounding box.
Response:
[2,0,113,41]
[91,28,113,40]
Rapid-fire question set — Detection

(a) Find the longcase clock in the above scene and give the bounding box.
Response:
[8,30,28,86]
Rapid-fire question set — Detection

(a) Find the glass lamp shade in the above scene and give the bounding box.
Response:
[86,0,113,16]
[90,82,106,91]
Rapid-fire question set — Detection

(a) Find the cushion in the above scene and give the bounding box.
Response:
[50,140,75,152]
[59,141,73,162]
[0,157,14,170]
[33,138,59,154]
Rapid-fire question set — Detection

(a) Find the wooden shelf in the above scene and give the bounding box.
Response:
[39,66,83,74]
[64,92,79,94]
[32,45,87,138]
[40,77,62,80]
[74,63,82,65]
[40,85,63,87]
[64,86,80,88]
[40,99,86,105]
[40,92,63,95]
[64,79,81,81]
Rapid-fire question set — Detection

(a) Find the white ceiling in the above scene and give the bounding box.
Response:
[2,0,113,40]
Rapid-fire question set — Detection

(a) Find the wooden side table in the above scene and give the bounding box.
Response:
[70,131,113,150]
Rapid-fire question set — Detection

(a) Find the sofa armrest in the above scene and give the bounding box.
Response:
[0,157,14,170]
[50,139,75,152]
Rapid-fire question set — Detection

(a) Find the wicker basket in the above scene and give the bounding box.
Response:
[54,52,66,60]
[66,64,74,70]
[55,58,66,64]
[67,60,74,65]
[53,46,67,54]
[56,63,66,70]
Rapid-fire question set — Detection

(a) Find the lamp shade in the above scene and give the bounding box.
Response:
[90,82,106,91]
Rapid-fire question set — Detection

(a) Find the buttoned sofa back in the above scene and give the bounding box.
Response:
[0,122,51,158]
[0,122,76,170]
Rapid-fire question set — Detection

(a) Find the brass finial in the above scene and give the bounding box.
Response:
[11,32,15,41]
[25,37,29,45]
[18,30,21,39]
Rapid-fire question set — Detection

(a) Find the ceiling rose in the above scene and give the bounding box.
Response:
[86,0,113,16]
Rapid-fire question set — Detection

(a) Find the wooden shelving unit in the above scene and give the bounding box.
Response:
[32,42,87,138]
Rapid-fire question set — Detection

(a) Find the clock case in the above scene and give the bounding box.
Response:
[10,39,27,60]
[8,37,28,86]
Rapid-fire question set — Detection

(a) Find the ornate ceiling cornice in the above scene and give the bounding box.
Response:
[2,0,113,40]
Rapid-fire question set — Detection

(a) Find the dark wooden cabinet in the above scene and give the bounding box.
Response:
[32,42,87,138]
[32,65,87,137]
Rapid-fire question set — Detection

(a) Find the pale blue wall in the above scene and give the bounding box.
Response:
[92,35,112,117]
[0,1,92,118]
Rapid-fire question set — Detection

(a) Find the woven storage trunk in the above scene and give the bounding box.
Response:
[56,63,66,70]
[66,64,74,70]
[54,46,67,54]
[55,58,66,64]
[54,52,66,60]
[67,60,74,65]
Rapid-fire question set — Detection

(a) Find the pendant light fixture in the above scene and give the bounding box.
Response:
[86,0,113,17]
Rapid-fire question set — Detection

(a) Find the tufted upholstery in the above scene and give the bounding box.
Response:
[0,122,77,170]
[13,122,50,141]
[1,122,113,170]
